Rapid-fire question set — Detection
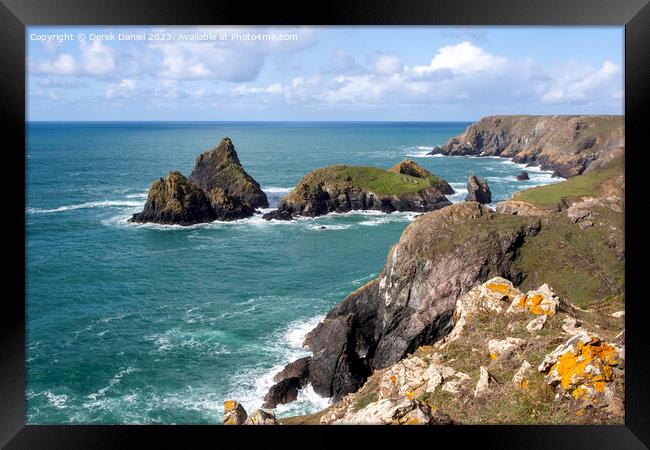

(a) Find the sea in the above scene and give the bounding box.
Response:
[26,121,561,424]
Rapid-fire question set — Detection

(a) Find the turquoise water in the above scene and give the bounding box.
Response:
[26,122,560,424]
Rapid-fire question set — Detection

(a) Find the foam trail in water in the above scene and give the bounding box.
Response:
[28,200,145,214]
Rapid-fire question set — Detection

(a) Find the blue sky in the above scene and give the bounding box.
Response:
[27,26,624,121]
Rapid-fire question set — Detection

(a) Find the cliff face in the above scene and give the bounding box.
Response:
[428,115,624,178]
[190,137,268,209]
[265,156,624,413]
[266,161,452,220]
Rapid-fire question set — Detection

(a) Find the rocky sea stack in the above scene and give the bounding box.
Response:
[263,160,452,220]
[189,137,268,209]
[129,137,263,226]
[465,175,492,204]
[428,115,624,178]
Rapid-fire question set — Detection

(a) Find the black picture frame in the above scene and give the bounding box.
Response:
[2,0,649,447]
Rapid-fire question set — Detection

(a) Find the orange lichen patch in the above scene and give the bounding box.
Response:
[389,374,397,384]
[550,337,618,401]
[489,353,497,360]
[405,390,416,400]
[486,282,517,298]
[517,295,527,307]
[417,345,433,353]
[519,379,529,389]
[224,400,237,411]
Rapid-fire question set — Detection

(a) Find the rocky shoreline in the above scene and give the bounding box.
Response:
[228,152,625,425]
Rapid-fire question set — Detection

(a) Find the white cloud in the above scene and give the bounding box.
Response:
[80,40,116,76]
[540,60,623,104]
[105,79,136,99]
[412,41,507,76]
[231,83,283,95]
[34,54,78,76]
[374,55,403,76]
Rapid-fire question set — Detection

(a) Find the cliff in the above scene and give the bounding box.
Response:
[428,115,624,178]
[264,160,452,220]
[260,155,624,424]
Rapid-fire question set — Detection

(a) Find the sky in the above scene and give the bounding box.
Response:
[26,26,624,121]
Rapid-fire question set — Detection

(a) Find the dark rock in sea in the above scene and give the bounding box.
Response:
[273,356,310,384]
[465,175,492,204]
[262,209,293,221]
[268,202,542,401]
[189,137,269,209]
[263,377,302,409]
[266,162,452,219]
[128,171,217,226]
[205,187,255,221]
[516,171,530,181]
[426,115,624,178]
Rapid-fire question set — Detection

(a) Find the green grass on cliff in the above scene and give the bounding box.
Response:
[285,165,437,199]
[513,157,624,208]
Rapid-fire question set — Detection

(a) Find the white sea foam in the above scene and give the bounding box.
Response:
[263,186,293,194]
[28,200,145,214]
[86,366,138,402]
[226,314,331,417]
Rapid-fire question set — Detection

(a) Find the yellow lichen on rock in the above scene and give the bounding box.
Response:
[507,284,560,316]
[538,332,623,406]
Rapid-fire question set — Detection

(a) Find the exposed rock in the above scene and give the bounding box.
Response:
[474,366,497,398]
[387,159,455,195]
[496,200,549,217]
[223,400,247,425]
[262,209,293,221]
[507,283,561,316]
[512,360,532,389]
[244,409,279,425]
[268,163,452,219]
[487,337,526,360]
[526,315,547,333]
[567,203,595,224]
[611,311,624,318]
[129,171,217,226]
[189,137,268,209]
[465,175,492,204]
[204,187,255,221]
[516,171,530,180]
[273,356,310,384]
[334,398,452,425]
[377,355,469,401]
[263,377,302,409]
[538,332,624,407]
[271,203,541,401]
[427,115,624,178]
[561,317,583,335]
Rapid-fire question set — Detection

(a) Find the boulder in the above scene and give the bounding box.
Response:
[474,366,497,398]
[487,337,526,360]
[334,398,452,425]
[262,209,293,221]
[538,331,624,407]
[273,356,310,383]
[223,400,247,425]
[512,360,532,389]
[189,137,268,209]
[561,317,583,335]
[496,200,549,217]
[262,377,302,409]
[129,171,217,226]
[516,171,530,180]
[465,175,492,204]
[243,409,278,425]
[526,315,547,333]
[507,283,561,316]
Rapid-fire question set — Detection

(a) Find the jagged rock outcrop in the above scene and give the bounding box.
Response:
[223,400,248,425]
[465,175,492,203]
[333,398,452,425]
[264,162,452,220]
[189,137,268,209]
[129,171,217,225]
[496,200,549,217]
[428,115,624,178]
[516,171,530,181]
[268,202,541,401]
[387,159,455,195]
[130,138,264,225]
